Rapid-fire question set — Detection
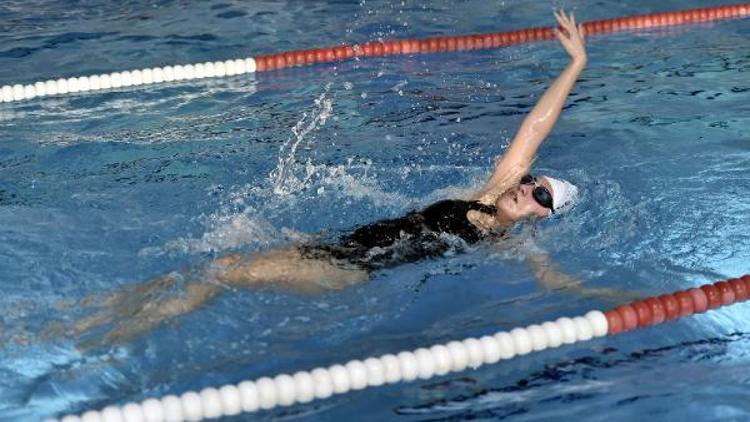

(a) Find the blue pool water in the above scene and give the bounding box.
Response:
[1,0,750,420]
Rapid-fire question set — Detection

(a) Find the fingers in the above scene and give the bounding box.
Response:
[553,28,573,51]
[555,10,570,28]
[553,9,588,62]
[554,10,588,49]
[578,23,586,41]
[554,10,567,31]
[554,9,580,37]
[553,28,566,44]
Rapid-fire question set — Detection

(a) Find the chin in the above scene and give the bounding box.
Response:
[496,200,514,216]
[496,206,520,224]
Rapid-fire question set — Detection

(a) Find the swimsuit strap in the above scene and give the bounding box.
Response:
[467,200,497,215]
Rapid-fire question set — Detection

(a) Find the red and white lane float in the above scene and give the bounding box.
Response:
[3,4,750,104]
[54,274,750,422]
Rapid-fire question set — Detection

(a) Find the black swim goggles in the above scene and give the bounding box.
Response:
[520,174,554,213]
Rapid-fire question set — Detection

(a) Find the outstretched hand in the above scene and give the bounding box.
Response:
[553,10,586,65]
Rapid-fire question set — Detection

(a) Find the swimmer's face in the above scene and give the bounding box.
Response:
[496,175,553,222]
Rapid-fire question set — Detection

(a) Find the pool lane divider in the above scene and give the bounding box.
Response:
[52,274,750,422]
[4,3,750,104]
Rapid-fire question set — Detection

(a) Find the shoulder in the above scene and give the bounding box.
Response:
[472,191,499,206]
[466,208,509,234]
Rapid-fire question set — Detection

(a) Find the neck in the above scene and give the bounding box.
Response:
[493,212,515,228]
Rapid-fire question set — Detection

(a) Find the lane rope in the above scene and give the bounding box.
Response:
[3,4,749,104]
[53,274,750,421]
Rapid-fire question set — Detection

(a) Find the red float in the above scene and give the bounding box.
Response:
[658,294,680,321]
[616,304,639,331]
[715,281,736,306]
[729,278,749,301]
[235,2,744,76]
[688,287,709,313]
[674,290,695,316]
[645,297,666,325]
[605,310,624,335]
[632,300,653,327]
[604,275,750,335]
[700,284,722,309]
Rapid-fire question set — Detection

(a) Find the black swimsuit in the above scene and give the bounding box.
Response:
[300,199,498,272]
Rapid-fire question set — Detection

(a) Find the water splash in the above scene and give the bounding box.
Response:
[269,85,334,196]
[140,212,280,256]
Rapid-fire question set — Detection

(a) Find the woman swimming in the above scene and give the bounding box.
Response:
[74,11,621,345]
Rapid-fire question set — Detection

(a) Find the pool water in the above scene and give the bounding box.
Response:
[1,0,749,420]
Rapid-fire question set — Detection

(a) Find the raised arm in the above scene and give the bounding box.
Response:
[475,11,587,202]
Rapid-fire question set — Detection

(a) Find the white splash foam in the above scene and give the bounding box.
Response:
[270,85,334,195]
[318,161,410,208]
[140,212,279,256]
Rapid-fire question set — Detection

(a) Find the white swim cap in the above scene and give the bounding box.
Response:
[542,176,579,213]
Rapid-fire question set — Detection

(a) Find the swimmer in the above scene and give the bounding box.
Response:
[73,11,632,345]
